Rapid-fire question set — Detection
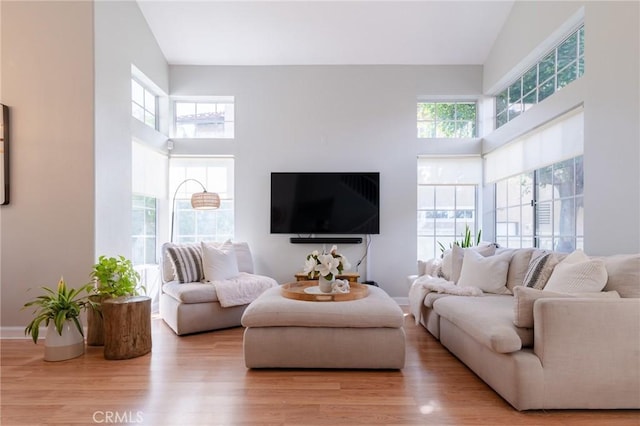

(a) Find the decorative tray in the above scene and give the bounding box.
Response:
[281,281,369,302]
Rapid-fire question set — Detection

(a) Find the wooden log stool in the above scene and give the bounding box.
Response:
[103,295,152,360]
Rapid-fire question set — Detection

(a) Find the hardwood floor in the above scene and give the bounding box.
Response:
[1,311,638,425]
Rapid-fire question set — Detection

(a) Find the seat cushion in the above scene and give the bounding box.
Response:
[433,295,531,353]
[242,285,404,328]
[162,282,219,304]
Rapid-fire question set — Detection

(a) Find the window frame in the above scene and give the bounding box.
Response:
[417,183,479,260]
[173,99,235,139]
[169,157,235,244]
[131,194,158,266]
[131,78,158,130]
[417,101,478,138]
[495,25,584,129]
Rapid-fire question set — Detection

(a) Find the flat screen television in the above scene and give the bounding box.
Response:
[271,172,380,235]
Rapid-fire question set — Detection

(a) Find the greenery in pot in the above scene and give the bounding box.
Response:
[89,255,142,297]
[23,277,94,343]
[438,224,482,254]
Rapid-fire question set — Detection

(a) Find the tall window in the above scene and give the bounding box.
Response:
[417,101,477,138]
[496,25,584,128]
[494,156,583,252]
[170,157,234,243]
[174,99,235,139]
[132,195,157,265]
[417,157,481,260]
[131,79,157,130]
[132,142,167,265]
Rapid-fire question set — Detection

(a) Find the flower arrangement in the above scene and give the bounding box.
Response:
[303,245,351,281]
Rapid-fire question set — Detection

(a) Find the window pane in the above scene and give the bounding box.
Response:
[579,26,584,56]
[575,157,584,196]
[435,121,457,138]
[578,56,585,78]
[496,111,508,128]
[536,166,554,201]
[557,32,578,71]
[496,90,508,114]
[145,238,156,264]
[496,180,507,208]
[523,91,536,112]
[435,186,455,208]
[522,66,537,95]
[132,103,144,122]
[508,78,522,103]
[539,52,556,82]
[176,102,196,118]
[554,159,575,197]
[417,103,436,120]
[508,100,522,120]
[455,121,474,138]
[417,121,435,138]
[418,236,436,261]
[455,103,476,121]
[144,90,155,112]
[557,63,577,89]
[436,103,455,120]
[418,186,435,209]
[456,186,475,208]
[132,80,144,105]
[144,111,156,128]
[539,78,555,102]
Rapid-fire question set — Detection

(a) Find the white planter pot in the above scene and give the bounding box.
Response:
[318,276,334,293]
[44,320,85,362]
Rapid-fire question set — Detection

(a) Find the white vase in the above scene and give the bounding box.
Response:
[318,276,334,293]
[44,319,85,362]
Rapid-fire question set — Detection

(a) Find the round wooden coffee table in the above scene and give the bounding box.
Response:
[281,280,369,302]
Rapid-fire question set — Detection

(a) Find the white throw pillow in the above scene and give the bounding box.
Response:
[450,244,498,284]
[201,240,240,282]
[456,249,512,294]
[544,249,608,293]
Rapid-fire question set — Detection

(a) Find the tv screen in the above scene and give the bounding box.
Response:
[271,172,380,234]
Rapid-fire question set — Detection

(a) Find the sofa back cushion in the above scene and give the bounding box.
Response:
[502,248,535,292]
[601,254,640,298]
[161,241,255,283]
[543,249,608,293]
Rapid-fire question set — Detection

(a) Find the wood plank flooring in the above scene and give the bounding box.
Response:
[1,311,638,425]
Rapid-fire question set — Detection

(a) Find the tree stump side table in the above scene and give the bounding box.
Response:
[102,295,152,360]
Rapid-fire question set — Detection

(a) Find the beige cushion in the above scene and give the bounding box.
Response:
[241,285,404,328]
[602,254,640,298]
[523,250,558,289]
[433,295,525,353]
[544,250,607,293]
[513,286,621,328]
[456,249,513,294]
[162,282,218,304]
[202,240,240,282]
[450,244,498,283]
[504,248,536,292]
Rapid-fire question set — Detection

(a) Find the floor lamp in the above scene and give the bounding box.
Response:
[170,178,220,242]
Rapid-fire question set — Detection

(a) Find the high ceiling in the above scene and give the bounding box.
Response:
[137,1,514,66]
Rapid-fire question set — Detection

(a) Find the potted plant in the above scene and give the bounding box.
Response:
[23,277,93,361]
[438,225,482,254]
[86,255,142,346]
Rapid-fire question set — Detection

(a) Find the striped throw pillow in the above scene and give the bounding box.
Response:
[522,251,558,290]
[166,245,204,283]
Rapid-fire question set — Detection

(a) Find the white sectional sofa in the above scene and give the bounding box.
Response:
[160,241,278,335]
[408,245,640,410]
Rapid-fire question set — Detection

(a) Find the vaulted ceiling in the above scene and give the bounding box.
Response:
[137,1,514,66]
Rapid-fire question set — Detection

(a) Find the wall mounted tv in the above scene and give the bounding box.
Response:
[271,172,380,235]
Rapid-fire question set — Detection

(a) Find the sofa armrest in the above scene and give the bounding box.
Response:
[533,298,640,407]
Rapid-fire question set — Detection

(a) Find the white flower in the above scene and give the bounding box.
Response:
[339,254,351,271]
[330,245,338,255]
[303,257,317,276]
[317,254,340,279]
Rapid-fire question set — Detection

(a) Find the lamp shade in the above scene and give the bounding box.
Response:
[190,191,220,210]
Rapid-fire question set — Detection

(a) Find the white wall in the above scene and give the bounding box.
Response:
[482,1,640,255]
[94,1,169,258]
[1,1,95,331]
[170,65,483,296]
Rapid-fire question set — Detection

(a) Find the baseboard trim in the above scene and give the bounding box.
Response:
[393,297,408,306]
[2,326,37,340]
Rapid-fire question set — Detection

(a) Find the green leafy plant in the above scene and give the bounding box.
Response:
[89,255,142,297]
[438,225,482,254]
[23,277,94,343]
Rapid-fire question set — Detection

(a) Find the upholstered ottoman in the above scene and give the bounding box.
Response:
[241,285,405,369]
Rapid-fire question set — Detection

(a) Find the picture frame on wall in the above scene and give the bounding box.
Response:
[1,104,9,205]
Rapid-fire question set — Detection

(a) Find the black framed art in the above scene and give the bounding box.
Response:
[1,104,9,205]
